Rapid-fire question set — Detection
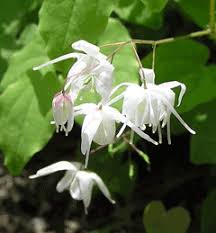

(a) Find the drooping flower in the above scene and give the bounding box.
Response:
[74,101,158,167]
[122,68,195,144]
[33,40,114,102]
[29,161,115,214]
[52,91,74,136]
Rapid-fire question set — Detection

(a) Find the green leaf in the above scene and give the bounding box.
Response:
[39,0,115,72]
[99,18,139,89]
[190,100,216,164]
[0,32,61,175]
[177,0,210,28]
[75,18,139,124]
[115,0,164,29]
[140,0,168,12]
[0,0,31,28]
[201,189,216,233]
[143,200,191,233]
[143,40,216,114]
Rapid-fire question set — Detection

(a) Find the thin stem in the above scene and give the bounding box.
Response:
[152,42,157,70]
[130,41,147,89]
[155,29,211,45]
[99,29,211,48]
[123,136,150,164]
[100,41,130,48]
[107,41,130,62]
[210,0,216,34]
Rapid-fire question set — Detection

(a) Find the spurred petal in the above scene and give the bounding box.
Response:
[152,90,196,134]
[33,53,80,70]
[91,172,115,204]
[158,81,186,106]
[29,161,79,179]
[72,40,100,56]
[104,106,158,145]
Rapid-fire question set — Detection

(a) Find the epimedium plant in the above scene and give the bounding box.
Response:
[0,0,216,230]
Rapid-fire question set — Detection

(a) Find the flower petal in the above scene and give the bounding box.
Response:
[72,40,100,57]
[29,161,79,179]
[81,110,103,167]
[76,171,95,214]
[93,112,116,145]
[152,90,196,134]
[104,106,158,145]
[56,170,76,193]
[33,53,80,70]
[140,68,155,84]
[91,172,115,204]
[158,81,186,106]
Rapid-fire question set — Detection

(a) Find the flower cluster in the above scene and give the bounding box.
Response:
[30,40,195,213]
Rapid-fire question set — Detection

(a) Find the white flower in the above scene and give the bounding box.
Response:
[33,40,114,102]
[29,161,115,214]
[52,91,74,136]
[122,68,195,144]
[74,101,158,168]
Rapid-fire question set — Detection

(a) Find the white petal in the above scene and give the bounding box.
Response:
[116,122,127,138]
[95,69,113,103]
[122,85,144,123]
[91,173,115,204]
[127,120,158,145]
[140,68,155,84]
[93,112,116,145]
[29,161,79,179]
[107,93,124,106]
[56,170,76,193]
[81,111,103,167]
[69,176,82,200]
[33,53,80,70]
[74,103,97,116]
[109,82,134,98]
[104,106,158,145]
[76,171,95,214]
[158,81,186,106]
[72,40,100,56]
[166,116,171,145]
[152,90,196,134]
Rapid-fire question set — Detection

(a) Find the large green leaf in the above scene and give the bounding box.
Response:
[115,0,164,29]
[143,40,216,114]
[201,189,216,233]
[190,100,216,164]
[38,0,115,72]
[177,0,211,28]
[0,33,61,175]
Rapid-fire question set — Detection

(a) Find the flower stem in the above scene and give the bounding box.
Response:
[130,41,147,89]
[152,42,157,70]
[210,0,216,34]
[100,29,211,48]
[123,136,150,164]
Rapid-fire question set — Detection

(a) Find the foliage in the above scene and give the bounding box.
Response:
[143,200,191,233]
[0,0,216,232]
